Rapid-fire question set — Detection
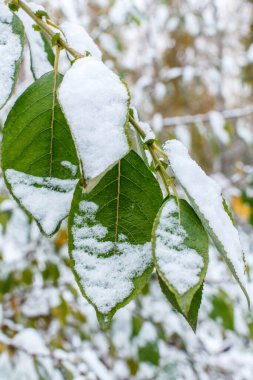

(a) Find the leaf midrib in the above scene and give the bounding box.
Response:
[49,71,57,177]
[114,160,121,246]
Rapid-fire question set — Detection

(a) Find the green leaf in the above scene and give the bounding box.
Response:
[41,32,55,67]
[35,10,49,19]
[52,32,61,46]
[138,342,159,365]
[17,7,54,79]
[2,72,80,236]
[164,140,249,306]
[0,8,25,109]
[158,274,203,332]
[32,24,41,32]
[8,3,20,12]
[209,290,234,330]
[68,150,163,328]
[152,197,208,316]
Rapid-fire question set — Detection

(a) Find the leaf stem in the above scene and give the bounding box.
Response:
[129,115,167,158]
[129,114,177,195]
[16,0,83,59]
[148,147,170,195]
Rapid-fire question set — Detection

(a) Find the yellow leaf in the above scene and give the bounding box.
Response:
[231,196,251,221]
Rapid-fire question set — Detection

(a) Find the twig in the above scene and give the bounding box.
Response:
[163,105,253,127]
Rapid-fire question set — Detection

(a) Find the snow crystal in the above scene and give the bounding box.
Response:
[155,198,204,295]
[164,140,246,288]
[61,21,102,59]
[5,169,78,235]
[18,2,53,79]
[71,201,152,314]
[0,0,22,107]
[58,57,130,179]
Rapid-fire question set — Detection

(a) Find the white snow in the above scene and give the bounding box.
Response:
[13,328,49,356]
[164,140,247,289]
[5,169,78,235]
[17,2,53,79]
[61,160,78,176]
[58,57,130,179]
[139,122,155,143]
[155,198,204,295]
[209,111,229,145]
[61,21,102,59]
[0,0,23,108]
[71,201,152,314]
[246,43,253,63]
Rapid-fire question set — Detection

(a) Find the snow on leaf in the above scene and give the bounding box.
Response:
[72,200,152,314]
[5,170,77,236]
[164,139,249,305]
[17,2,54,79]
[0,0,25,109]
[61,21,102,59]
[152,197,208,316]
[2,72,80,236]
[69,150,163,327]
[58,57,130,180]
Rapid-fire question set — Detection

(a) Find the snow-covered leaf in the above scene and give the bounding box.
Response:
[68,150,163,327]
[152,197,208,318]
[2,72,80,236]
[61,21,102,59]
[164,140,249,305]
[0,0,25,109]
[17,2,54,79]
[58,57,131,180]
[158,274,203,332]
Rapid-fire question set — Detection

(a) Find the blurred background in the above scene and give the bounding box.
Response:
[1,0,253,378]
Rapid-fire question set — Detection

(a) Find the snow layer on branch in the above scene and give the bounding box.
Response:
[58,57,130,179]
[155,198,204,295]
[5,169,78,235]
[72,201,152,314]
[61,21,102,59]
[164,139,246,287]
[17,2,53,79]
[0,0,22,108]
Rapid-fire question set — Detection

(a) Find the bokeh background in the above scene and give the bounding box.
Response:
[1,0,253,378]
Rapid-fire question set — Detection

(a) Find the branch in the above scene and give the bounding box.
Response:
[163,105,253,127]
[17,0,83,59]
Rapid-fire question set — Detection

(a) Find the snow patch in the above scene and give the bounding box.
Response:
[155,198,204,295]
[17,2,53,79]
[61,160,78,176]
[0,0,23,108]
[58,57,130,179]
[61,21,102,59]
[209,111,229,145]
[5,169,78,235]
[164,140,246,288]
[71,201,152,314]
